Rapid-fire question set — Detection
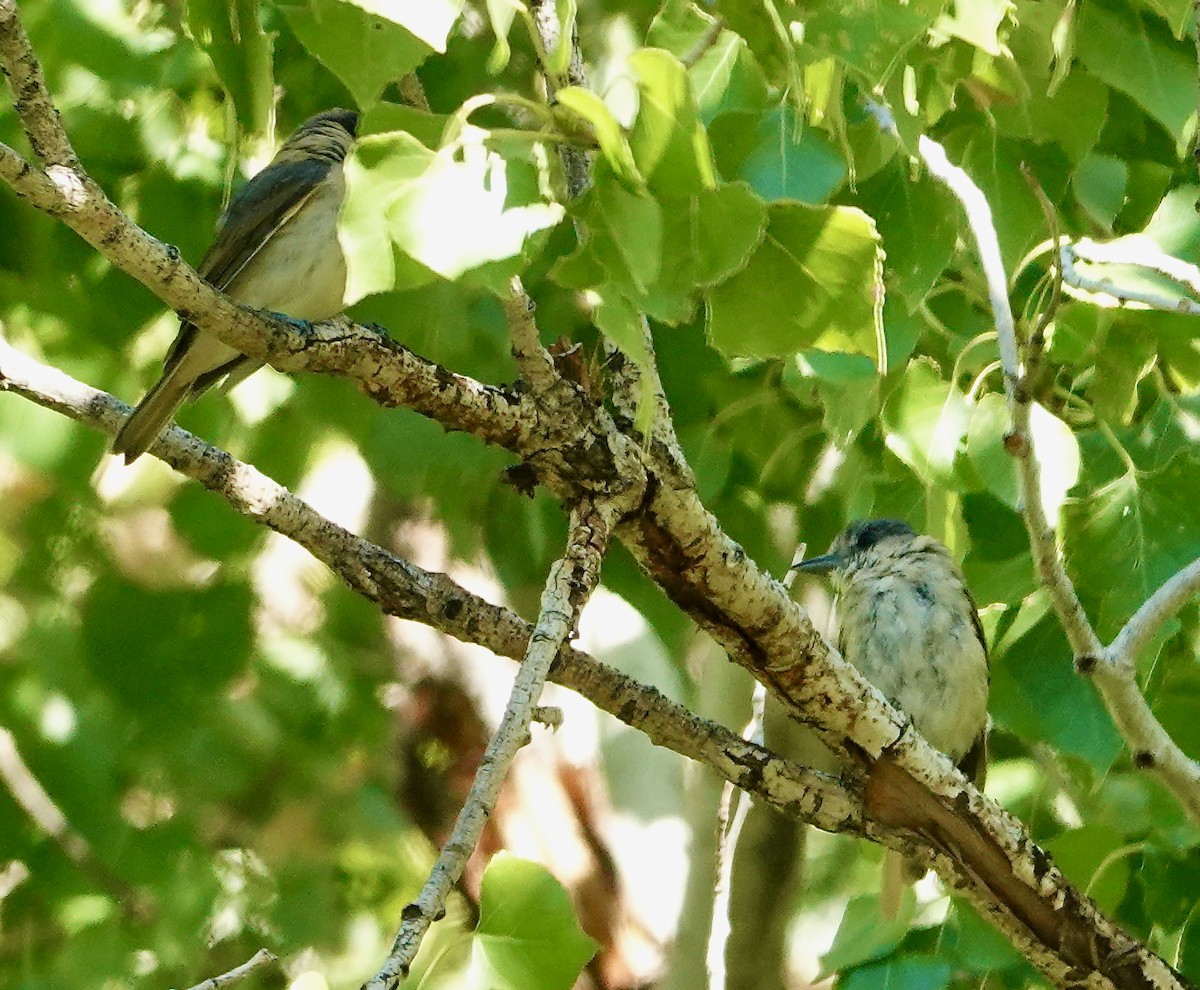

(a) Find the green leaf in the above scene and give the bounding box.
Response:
[628,48,717,196]
[993,69,1107,163]
[644,180,766,322]
[707,202,883,359]
[967,394,1079,522]
[1142,0,1194,38]
[360,101,449,147]
[578,177,663,292]
[841,957,952,990]
[882,358,968,484]
[932,0,1013,56]
[818,894,913,976]
[648,4,763,120]
[591,286,650,369]
[554,170,764,327]
[484,0,520,72]
[710,106,847,204]
[991,597,1123,773]
[715,0,795,86]
[187,0,273,135]
[1062,454,1200,636]
[341,0,463,51]
[860,165,958,305]
[1074,154,1129,229]
[555,87,642,186]
[279,0,434,108]
[1044,825,1131,914]
[940,902,1024,973]
[340,131,438,302]
[341,131,564,298]
[802,0,946,82]
[469,854,598,990]
[546,0,577,77]
[1076,0,1197,143]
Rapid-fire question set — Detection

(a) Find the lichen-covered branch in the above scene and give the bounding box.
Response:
[179,949,278,990]
[0,339,859,839]
[0,0,77,167]
[913,121,1200,832]
[367,499,617,989]
[0,6,1195,981]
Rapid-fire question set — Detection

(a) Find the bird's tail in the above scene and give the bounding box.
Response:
[111,364,192,463]
[880,850,924,919]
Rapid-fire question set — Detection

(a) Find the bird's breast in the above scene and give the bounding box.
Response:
[837,569,988,762]
[229,166,348,320]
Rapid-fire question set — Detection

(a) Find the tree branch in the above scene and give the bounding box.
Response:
[366,499,617,988]
[178,949,278,990]
[0,0,77,168]
[1108,559,1200,667]
[0,338,860,838]
[909,120,1200,832]
[502,276,559,390]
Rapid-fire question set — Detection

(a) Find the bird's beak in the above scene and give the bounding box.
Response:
[792,551,843,574]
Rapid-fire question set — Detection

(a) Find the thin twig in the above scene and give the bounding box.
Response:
[706,543,804,987]
[0,727,139,907]
[178,949,278,990]
[504,276,559,389]
[1107,560,1200,671]
[1059,242,1200,314]
[367,499,617,989]
[901,107,1200,827]
[0,337,861,839]
[1070,237,1200,298]
[0,0,79,167]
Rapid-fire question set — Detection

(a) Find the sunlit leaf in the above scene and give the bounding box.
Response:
[279,0,434,107]
[707,201,882,359]
[469,854,598,990]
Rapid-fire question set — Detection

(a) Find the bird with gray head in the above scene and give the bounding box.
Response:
[112,107,360,463]
[794,518,989,916]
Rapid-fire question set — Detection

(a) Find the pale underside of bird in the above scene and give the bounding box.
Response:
[112,107,358,463]
[796,518,989,915]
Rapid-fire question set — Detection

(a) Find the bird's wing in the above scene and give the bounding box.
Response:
[963,585,989,666]
[162,157,331,373]
[961,583,989,788]
[200,155,331,288]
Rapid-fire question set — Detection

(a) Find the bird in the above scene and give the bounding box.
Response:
[794,518,989,916]
[112,107,359,463]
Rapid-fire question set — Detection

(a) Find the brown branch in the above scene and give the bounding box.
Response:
[0,339,860,840]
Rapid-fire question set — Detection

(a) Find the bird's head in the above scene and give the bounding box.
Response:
[277,107,359,165]
[793,518,917,577]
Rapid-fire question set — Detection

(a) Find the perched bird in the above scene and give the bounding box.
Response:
[112,107,359,463]
[795,518,989,915]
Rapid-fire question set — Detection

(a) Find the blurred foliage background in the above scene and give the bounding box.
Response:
[2,0,1200,987]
